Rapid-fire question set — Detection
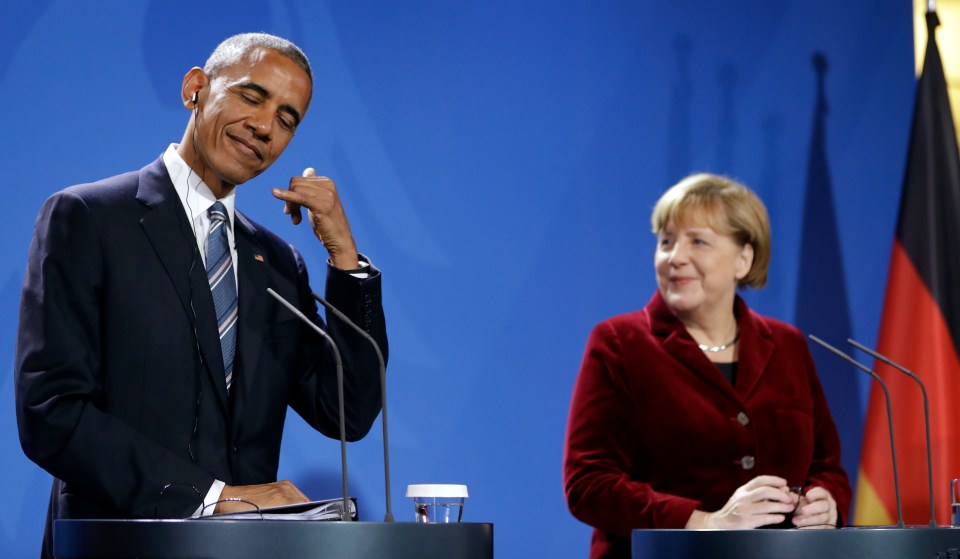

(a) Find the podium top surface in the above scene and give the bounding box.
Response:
[55,519,493,559]
[632,526,960,559]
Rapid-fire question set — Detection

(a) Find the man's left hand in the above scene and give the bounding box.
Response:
[272,168,359,270]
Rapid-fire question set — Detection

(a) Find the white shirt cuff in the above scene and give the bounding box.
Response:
[192,479,226,517]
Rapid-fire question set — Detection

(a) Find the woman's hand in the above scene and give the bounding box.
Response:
[685,475,798,529]
[792,486,838,529]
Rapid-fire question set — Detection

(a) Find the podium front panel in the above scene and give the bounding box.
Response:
[55,519,493,559]
[632,527,960,559]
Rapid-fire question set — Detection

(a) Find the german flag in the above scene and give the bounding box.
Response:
[854,9,960,526]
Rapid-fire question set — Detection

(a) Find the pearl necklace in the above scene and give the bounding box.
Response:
[698,331,740,353]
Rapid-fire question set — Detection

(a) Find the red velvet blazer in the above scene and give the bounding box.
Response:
[563,291,851,558]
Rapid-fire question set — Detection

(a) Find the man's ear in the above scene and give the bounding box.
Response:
[181,67,209,109]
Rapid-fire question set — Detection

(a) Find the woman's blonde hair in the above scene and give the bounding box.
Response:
[651,173,771,288]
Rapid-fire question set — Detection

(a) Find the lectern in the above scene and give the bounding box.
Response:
[55,519,493,559]
[632,527,960,558]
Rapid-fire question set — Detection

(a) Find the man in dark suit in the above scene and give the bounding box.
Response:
[14,33,387,557]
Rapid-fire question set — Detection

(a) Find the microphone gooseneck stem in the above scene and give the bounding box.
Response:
[267,288,351,521]
[313,292,393,522]
[808,334,904,527]
[848,338,936,527]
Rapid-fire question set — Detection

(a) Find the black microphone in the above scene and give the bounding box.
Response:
[312,292,393,522]
[848,338,937,527]
[808,334,905,527]
[266,287,351,522]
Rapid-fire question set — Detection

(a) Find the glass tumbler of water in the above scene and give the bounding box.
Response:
[952,478,960,526]
[406,484,469,523]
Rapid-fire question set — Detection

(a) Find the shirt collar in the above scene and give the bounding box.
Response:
[162,144,237,228]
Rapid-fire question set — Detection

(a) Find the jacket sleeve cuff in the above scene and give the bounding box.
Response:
[327,254,378,280]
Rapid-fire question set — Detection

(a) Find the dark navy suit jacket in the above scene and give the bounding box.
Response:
[15,157,387,557]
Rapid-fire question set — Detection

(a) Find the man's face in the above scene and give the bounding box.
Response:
[184,48,312,193]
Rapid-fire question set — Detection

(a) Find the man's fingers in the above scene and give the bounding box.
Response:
[277,479,309,502]
[272,187,303,224]
[273,187,312,204]
[279,177,339,227]
[271,171,357,267]
[289,175,336,193]
[215,480,310,513]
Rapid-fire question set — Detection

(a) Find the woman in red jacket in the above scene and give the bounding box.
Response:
[563,173,851,558]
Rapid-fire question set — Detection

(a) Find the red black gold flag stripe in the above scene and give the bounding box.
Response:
[855,10,960,526]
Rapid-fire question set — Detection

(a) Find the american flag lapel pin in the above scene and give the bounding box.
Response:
[254,254,265,262]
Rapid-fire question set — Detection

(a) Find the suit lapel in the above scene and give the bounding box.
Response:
[730,297,774,399]
[231,211,270,429]
[136,159,229,414]
[648,291,741,402]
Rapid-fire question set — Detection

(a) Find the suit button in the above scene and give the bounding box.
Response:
[737,412,750,426]
[232,446,238,454]
[741,455,755,470]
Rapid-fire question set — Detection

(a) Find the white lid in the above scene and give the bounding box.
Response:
[405,484,469,498]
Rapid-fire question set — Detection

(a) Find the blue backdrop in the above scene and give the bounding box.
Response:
[1,1,915,557]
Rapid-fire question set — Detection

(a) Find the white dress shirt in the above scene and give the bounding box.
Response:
[162,144,229,516]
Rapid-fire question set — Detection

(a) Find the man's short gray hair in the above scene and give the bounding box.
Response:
[204,32,312,86]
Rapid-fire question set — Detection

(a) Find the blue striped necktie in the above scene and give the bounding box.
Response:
[206,201,238,392]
